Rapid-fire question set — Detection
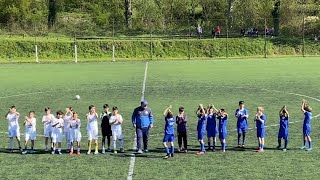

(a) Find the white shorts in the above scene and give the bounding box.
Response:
[87,128,98,141]
[112,128,123,141]
[25,128,36,141]
[64,131,70,141]
[52,129,63,143]
[70,129,82,142]
[8,128,20,138]
[44,126,52,138]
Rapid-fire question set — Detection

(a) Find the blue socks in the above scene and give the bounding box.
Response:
[208,142,211,149]
[284,139,288,149]
[237,134,241,145]
[309,141,312,149]
[278,138,281,146]
[170,146,174,154]
[165,147,169,154]
[242,133,246,145]
[221,141,226,150]
[303,139,306,146]
[200,143,205,152]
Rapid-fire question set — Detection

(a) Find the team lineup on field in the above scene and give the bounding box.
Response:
[5,98,314,158]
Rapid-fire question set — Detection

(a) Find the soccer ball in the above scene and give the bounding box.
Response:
[75,95,80,100]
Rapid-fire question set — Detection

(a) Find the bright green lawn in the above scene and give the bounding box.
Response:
[0,58,320,179]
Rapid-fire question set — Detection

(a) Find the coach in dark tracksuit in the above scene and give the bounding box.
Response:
[132,100,154,154]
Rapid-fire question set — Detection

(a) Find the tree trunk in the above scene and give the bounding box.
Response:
[227,0,233,28]
[272,0,280,36]
[124,0,133,28]
[48,0,57,29]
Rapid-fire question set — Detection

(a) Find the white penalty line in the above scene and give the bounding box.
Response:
[127,62,148,180]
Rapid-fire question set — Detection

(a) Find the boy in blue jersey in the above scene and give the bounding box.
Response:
[162,105,175,159]
[217,108,228,152]
[206,104,218,151]
[196,104,207,155]
[235,101,249,147]
[277,105,289,151]
[301,99,313,151]
[254,107,266,153]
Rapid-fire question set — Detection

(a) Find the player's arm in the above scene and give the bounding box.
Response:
[301,99,306,113]
[256,115,265,124]
[5,109,10,119]
[243,110,249,118]
[211,105,219,113]
[199,104,205,117]
[235,109,239,118]
[279,105,285,116]
[149,109,154,128]
[131,109,137,128]
[254,113,258,122]
[41,116,47,123]
[163,105,172,117]
[25,117,33,124]
[118,115,124,124]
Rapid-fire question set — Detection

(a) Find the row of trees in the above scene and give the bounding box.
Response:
[0,0,319,37]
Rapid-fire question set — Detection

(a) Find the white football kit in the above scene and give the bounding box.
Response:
[70,119,82,142]
[24,118,36,141]
[51,118,64,143]
[7,113,20,138]
[42,114,55,137]
[87,113,98,140]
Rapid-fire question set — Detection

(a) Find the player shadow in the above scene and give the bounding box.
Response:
[0,148,52,155]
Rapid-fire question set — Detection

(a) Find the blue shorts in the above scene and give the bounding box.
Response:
[163,134,174,142]
[219,131,227,139]
[278,129,288,140]
[303,125,311,136]
[207,128,217,138]
[198,131,205,140]
[237,127,247,134]
[257,128,265,138]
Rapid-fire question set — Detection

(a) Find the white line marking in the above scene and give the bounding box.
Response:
[127,62,148,180]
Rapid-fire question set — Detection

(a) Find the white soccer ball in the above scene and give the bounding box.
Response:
[75,95,80,100]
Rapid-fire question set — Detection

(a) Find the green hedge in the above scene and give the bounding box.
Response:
[0,38,319,62]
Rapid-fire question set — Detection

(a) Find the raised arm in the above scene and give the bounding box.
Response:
[211,105,219,113]
[163,105,172,117]
[279,105,285,116]
[198,104,205,116]
[301,100,306,113]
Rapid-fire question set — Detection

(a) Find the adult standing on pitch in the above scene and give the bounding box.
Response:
[132,100,154,154]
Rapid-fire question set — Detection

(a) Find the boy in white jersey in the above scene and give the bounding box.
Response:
[5,106,22,153]
[42,107,54,151]
[22,111,36,154]
[63,107,73,152]
[109,106,124,154]
[69,112,82,155]
[86,105,99,155]
[51,111,64,155]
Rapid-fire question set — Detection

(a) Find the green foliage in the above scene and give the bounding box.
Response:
[0,36,319,62]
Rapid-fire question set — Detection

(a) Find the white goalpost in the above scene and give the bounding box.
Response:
[35,45,39,63]
[74,44,78,63]
[112,44,115,62]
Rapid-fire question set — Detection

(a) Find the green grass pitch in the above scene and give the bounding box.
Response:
[0,57,320,179]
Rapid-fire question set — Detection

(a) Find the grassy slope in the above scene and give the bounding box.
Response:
[0,35,319,62]
[0,58,320,179]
